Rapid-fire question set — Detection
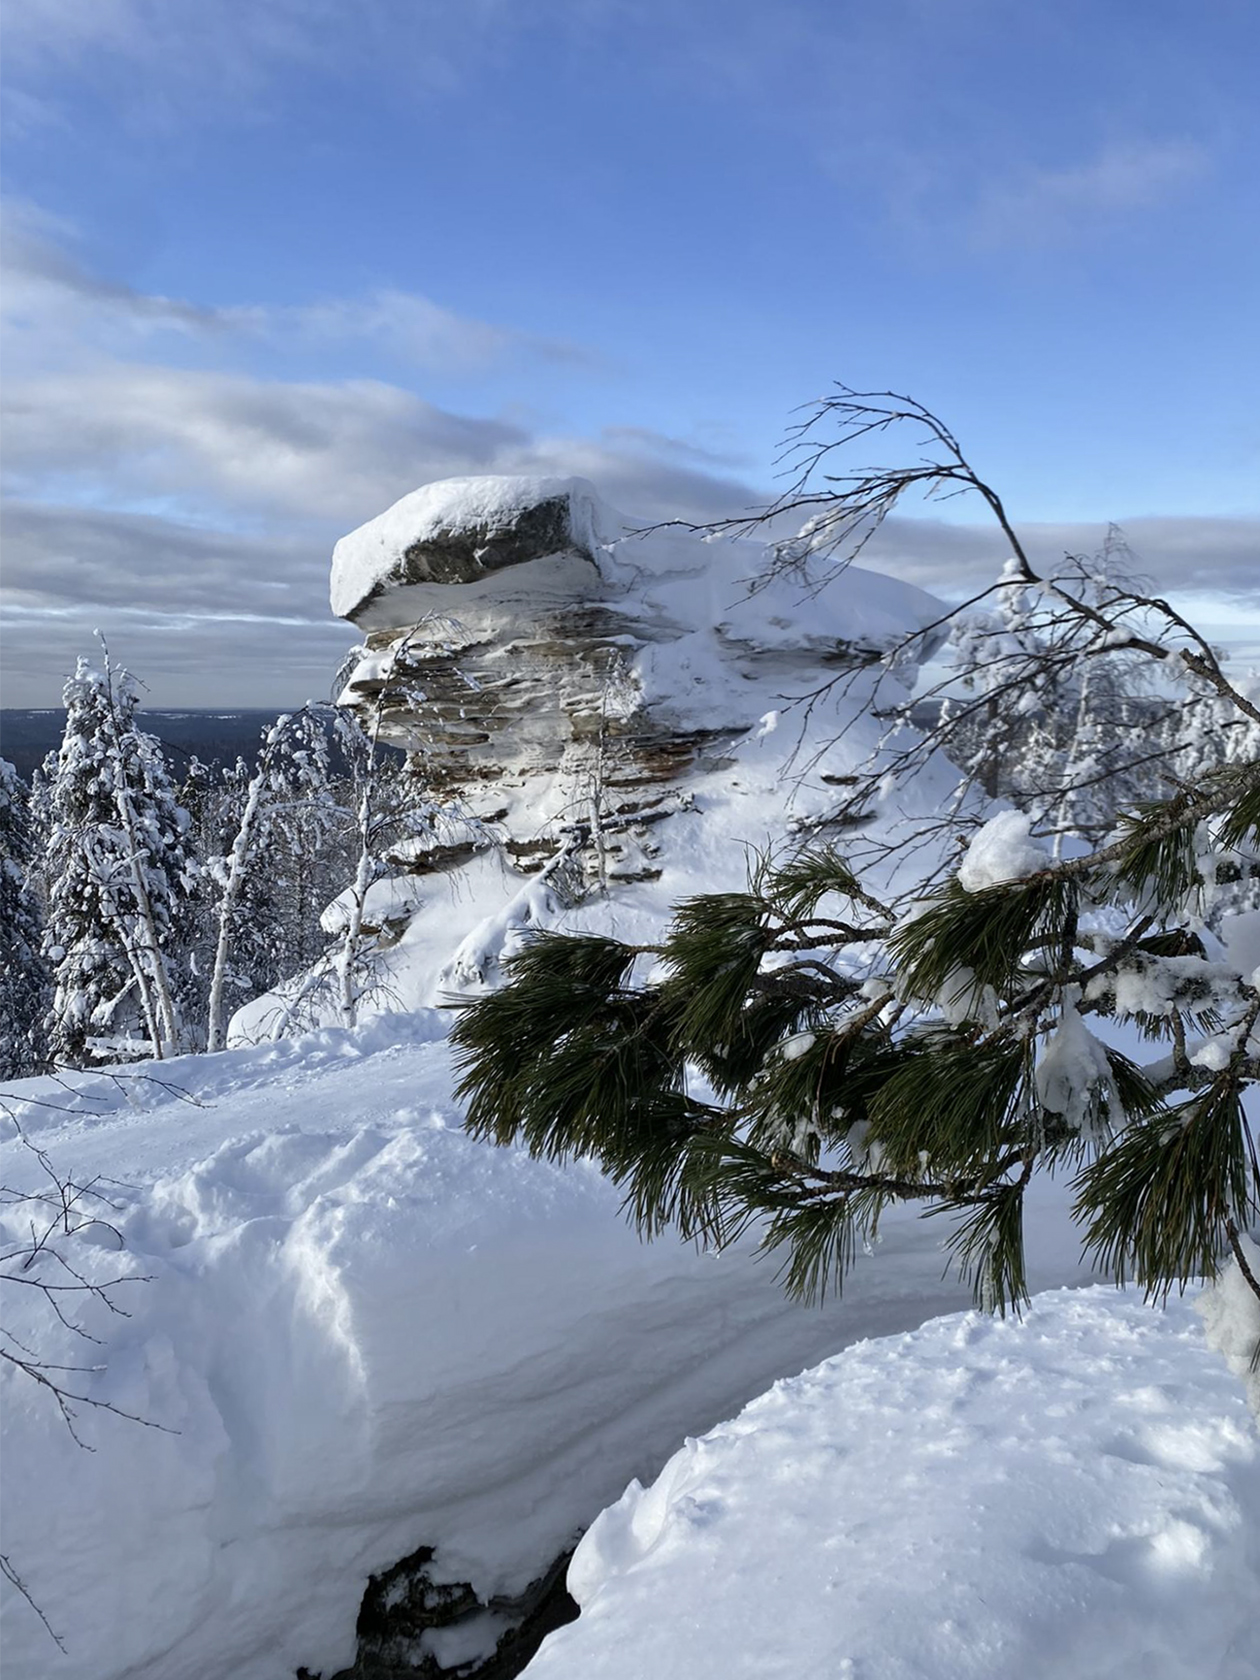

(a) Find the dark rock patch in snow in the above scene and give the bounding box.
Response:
[305,1543,578,1680]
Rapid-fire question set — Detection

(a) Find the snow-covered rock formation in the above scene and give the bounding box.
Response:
[333,474,943,846]
[234,476,950,1039]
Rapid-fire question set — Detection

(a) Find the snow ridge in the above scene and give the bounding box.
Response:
[529,1289,1260,1680]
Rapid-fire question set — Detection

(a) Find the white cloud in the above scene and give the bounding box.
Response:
[971,138,1210,248]
[1,361,529,522]
[4,203,1257,708]
[0,213,751,535]
[1,203,587,374]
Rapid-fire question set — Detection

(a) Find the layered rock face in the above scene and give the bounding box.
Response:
[332,475,945,895]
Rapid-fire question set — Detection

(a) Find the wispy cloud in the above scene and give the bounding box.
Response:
[1,203,589,374]
[860,512,1260,606]
[266,291,593,372]
[970,137,1210,249]
[1,362,527,521]
[0,0,540,130]
[4,198,1257,708]
[1,0,333,104]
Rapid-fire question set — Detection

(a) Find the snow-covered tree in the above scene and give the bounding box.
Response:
[204,708,343,1051]
[322,708,436,1030]
[1163,672,1260,918]
[451,388,1260,1376]
[42,655,200,1066]
[936,536,1194,853]
[454,787,1259,1309]
[0,760,51,1078]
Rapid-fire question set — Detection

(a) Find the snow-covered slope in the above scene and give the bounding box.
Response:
[0,1020,1099,1680]
[525,1289,1260,1680]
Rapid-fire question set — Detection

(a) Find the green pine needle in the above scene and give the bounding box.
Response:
[762,844,865,920]
[1074,1086,1256,1296]
[891,875,1077,1003]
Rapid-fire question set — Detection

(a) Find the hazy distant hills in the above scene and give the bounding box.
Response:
[0,709,288,781]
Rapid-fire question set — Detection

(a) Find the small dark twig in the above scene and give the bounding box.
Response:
[1,1553,67,1653]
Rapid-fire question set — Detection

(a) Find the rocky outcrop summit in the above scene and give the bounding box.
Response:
[332,475,945,900]
[233,474,952,1037]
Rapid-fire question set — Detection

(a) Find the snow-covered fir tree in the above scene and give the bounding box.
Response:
[939,543,1183,850]
[0,758,51,1079]
[204,707,344,1051]
[42,655,201,1066]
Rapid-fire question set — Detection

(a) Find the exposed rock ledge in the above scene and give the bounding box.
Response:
[306,1542,577,1680]
[331,475,945,906]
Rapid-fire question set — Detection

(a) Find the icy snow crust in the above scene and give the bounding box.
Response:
[0,1022,1101,1680]
[527,1290,1260,1680]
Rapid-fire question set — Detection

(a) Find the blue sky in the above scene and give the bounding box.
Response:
[2,0,1257,704]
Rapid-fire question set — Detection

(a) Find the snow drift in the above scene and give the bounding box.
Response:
[526,1289,1260,1680]
[0,1019,1099,1680]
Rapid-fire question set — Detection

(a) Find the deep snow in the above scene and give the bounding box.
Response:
[0,1017,1101,1680]
[526,1289,1260,1680]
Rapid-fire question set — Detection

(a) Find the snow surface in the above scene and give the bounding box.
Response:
[319,871,427,935]
[0,1019,1100,1680]
[526,1289,1260,1680]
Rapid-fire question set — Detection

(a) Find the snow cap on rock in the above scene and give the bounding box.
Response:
[330,475,614,624]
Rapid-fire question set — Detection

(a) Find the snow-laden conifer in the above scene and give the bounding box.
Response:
[452,388,1260,1364]
[0,758,51,1078]
[42,654,200,1065]
[204,708,343,1050]
[939,537,1217,855]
